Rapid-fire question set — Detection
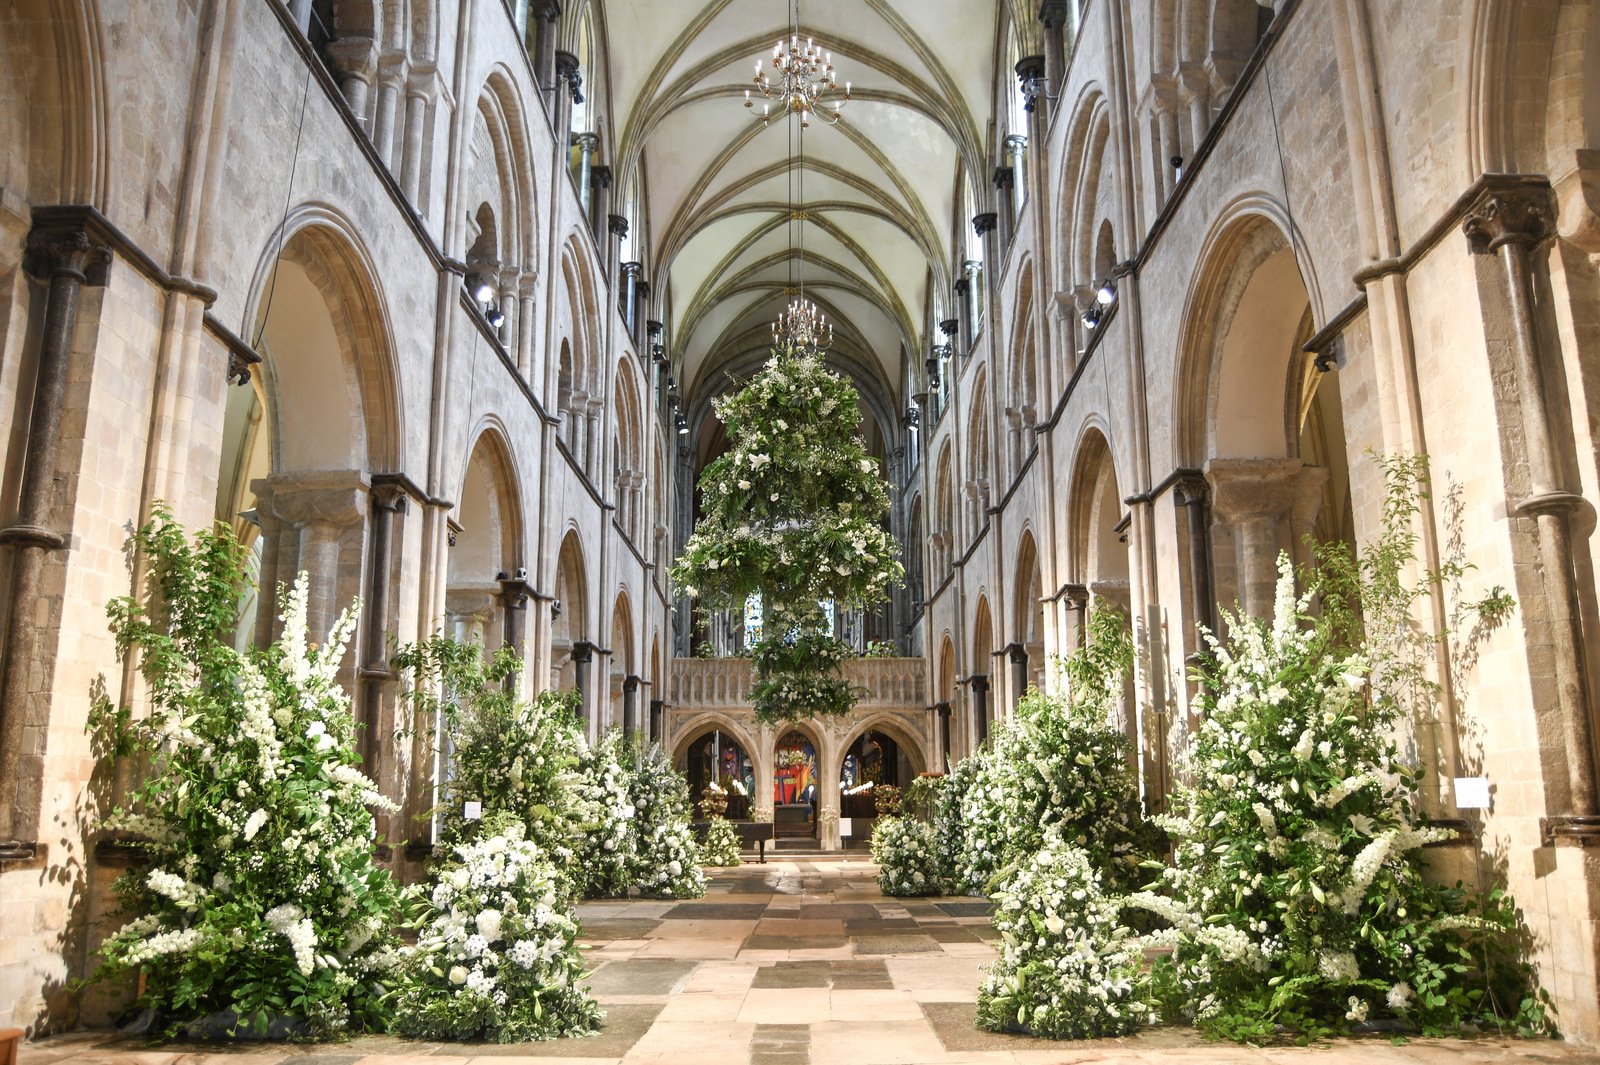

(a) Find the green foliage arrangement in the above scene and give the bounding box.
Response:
[670,349,903,723]
[390,816,602,1042]
[88,511,403,1038]
[978,834,1153,1039]
[572,731,635,899]
[870,815,945,896]
[699,816,744,867]
[1135,457,1549,1042]
[624,742,707,899]
[392,637,587,892]
[953,610,1155,895]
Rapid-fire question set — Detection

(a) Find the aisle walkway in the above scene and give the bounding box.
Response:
[21,858,1597,1064]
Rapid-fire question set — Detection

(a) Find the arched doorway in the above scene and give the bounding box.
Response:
[678,727,754,819]
[773,727,820,839]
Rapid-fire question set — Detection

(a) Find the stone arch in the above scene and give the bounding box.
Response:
[970,593,996,747]
[936,633,958,768]
[444,426,526,653]
[238,212,402,648]
[965,368,991,539]
[551,528,589,693]
[1065,426,1135,747]
[1006,258,1040,472]
[609,588,635,732]
[612,356,645,544]
[1012,527,1046,694]
[1057,86,1113,292]
[932,441,955,578]
[840,714,929,780]
[0,0,110,208]
[1175,207,1340,619]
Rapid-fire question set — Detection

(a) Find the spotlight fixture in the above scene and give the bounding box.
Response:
[1095,278,1116,306]
[1081,304,1102,330]
[469,272,496,304]
[485,307,506,329]
[1171,155,1184,182]
[675,411,689,436]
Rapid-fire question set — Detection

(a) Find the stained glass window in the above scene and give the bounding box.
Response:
[744,592,763,652]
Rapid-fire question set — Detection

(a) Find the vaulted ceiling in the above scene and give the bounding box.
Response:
[591,0,1023,407]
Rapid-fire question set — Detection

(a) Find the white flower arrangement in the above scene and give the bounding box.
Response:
[391,820,602,1042]
[625,742,707,899]
[870,815,944,897]
[699,816,743,867]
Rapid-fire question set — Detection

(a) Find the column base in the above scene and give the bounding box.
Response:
[1541,814,1600,846]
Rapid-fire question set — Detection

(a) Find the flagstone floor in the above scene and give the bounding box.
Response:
[21,857,1600,1065]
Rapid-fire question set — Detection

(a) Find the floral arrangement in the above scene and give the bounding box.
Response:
[776,749,808,770]
[698,782,730,820]
[978,834,1153,1039]
[873,784,902,817]
[863,640,899,658]
[931,758,979,894]
[870,815,944,896]
[670,348,903,723]
[624,742,707,899]
[392,636,587,892]
[699,817,744,867]
[390,817,602,1041]
[1137,545,1548,1041]
[572,732,635,899]
[88,512,402,1038]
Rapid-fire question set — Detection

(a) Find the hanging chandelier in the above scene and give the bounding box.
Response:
[745,33,849,128]
[772,296,832,354]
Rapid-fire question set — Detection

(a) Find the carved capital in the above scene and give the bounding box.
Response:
[1038,0,1070,28]
[531,0,561,21]
[24,221,111,285]
[992,167,1014,191]
[590,164,613,190]
[972,212,999,237]
[1462,185,1555,254]
[326,36,379,81]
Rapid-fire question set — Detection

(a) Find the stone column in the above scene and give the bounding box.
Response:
[1463,186,1600,826]
[934,700,947,767]
[1063,583,1089,652]
[622,675,640,738]
[1173,472,1215,646]
[532,2,563,111]
[572,640,594,725]
[964,252,988,342]
[1205,458,1325,621]
[1005,133,1030,215]
[516,274,537,378]
[399,67,433,205]
[499,571,532,669]
[589,164,612,239]
[554,52,581,142]
[566,389,589,459]
[633,281,651,344]
[620,261,642,337]
[572,132,599,217]
[372,52,407,165]
[1178,64,1212,160]
[649,698,665,742]
[1007,643,1029,711]
[993,168,1015,250]
[359,480,408,779]
[1038,1,1069,99]
[0,219,110,849]
[261,471,370,644]
[1149,76,1180,201]
[585,397,605,480]
[327,37,379,129]
[970,674,990,747]
[607,214,629,291]
[953,280,973,355]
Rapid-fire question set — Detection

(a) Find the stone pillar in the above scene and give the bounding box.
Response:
[1063,583,1089,652]
[589,164,612,239]
[1204,458,1325,621]
[964,251,988,341]
[0,218,110,849]
[516,274,537,378]
[620,261,642,337]
[567,389,589,461]
[970,674,990,747]
[1006,643,1029,711]
[554,52,582,142]
[572,640,594,725]
[1005,133,1030,215]
[1173,473,1215,647]
[359,480,408,778]
[1038,1,1069,98]
[399,68,433,205]
[993,168,1015,249]
[622,675,640,738]
[649,698,665,742]
[572,132,599,217]
[1150,76,1180,201]
[954,279,973,355]
[607,214,628,291]
[327,37,379,129]
[372,52,407,165]
[1463,186,1600,827]
[532,2,563,112]
[259,471,370,644]
[633,281,650,344]
[499,571,532,665]
[1178,64,1212,159]
[585,397,605,480]
[932,701,951,769]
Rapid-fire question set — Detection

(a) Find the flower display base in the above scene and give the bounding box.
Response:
[183,1011,311,1041]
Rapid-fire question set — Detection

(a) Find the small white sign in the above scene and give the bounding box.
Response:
[1453,777,1491,810]
[839,817,853,837]
[464,800,483,821]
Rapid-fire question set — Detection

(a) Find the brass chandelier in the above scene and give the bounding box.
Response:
[756,0,841,355]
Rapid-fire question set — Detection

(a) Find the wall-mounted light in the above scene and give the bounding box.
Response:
[1081,304,1103,330]
[469,272,496,304]
[485,307,506,329]
[1095,278,1116,306]
[1170,155,1184,183]
[675,412,689,436]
